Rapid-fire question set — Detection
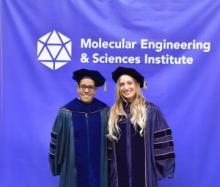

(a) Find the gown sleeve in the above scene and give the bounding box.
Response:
[149,104,175,180]
[49,109,71,176]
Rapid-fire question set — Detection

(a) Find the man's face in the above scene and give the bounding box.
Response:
[77,78,96,103]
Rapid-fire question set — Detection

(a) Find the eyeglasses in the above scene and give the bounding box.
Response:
[79,84,96,91]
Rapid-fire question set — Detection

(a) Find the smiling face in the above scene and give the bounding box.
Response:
[77,78,96,103]
[118,75,138,103]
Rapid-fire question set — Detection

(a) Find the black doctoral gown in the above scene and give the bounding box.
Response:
[49,98,109,187]
[108,102,175,187]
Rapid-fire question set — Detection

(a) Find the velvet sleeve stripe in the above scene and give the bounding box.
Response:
[50,142,56,149]
[154,140,174,149]
[51,137,57,144]
[155,152,175,160]
[51,131,58,139]
[49,132,57,160]
[49,151,55,159]
[154,128,172,139]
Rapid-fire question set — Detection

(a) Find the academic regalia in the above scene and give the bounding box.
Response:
[108,102,175,187]
[49,98,109,187]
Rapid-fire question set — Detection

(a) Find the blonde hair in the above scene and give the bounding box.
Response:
[108,77,147,140]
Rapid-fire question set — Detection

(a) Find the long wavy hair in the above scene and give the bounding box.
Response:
[108,77,147,140]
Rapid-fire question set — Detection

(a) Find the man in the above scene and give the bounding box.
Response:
[49,69,109,187]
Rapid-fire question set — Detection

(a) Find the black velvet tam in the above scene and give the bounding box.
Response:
[112,67,144,88]
[73,68,105,87]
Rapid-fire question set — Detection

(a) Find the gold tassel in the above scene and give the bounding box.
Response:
[104,82,107,92]
[143,81,147,89]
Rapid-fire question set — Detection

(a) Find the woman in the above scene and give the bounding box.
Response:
[108,67,175,187]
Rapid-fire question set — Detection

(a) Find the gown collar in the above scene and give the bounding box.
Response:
[63,98,107,113]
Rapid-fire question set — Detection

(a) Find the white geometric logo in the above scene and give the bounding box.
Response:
[37,30,72,70]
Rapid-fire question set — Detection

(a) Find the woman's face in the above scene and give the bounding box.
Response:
[119,75,137,103]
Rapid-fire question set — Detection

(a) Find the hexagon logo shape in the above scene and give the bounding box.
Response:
[37,30,72,70]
